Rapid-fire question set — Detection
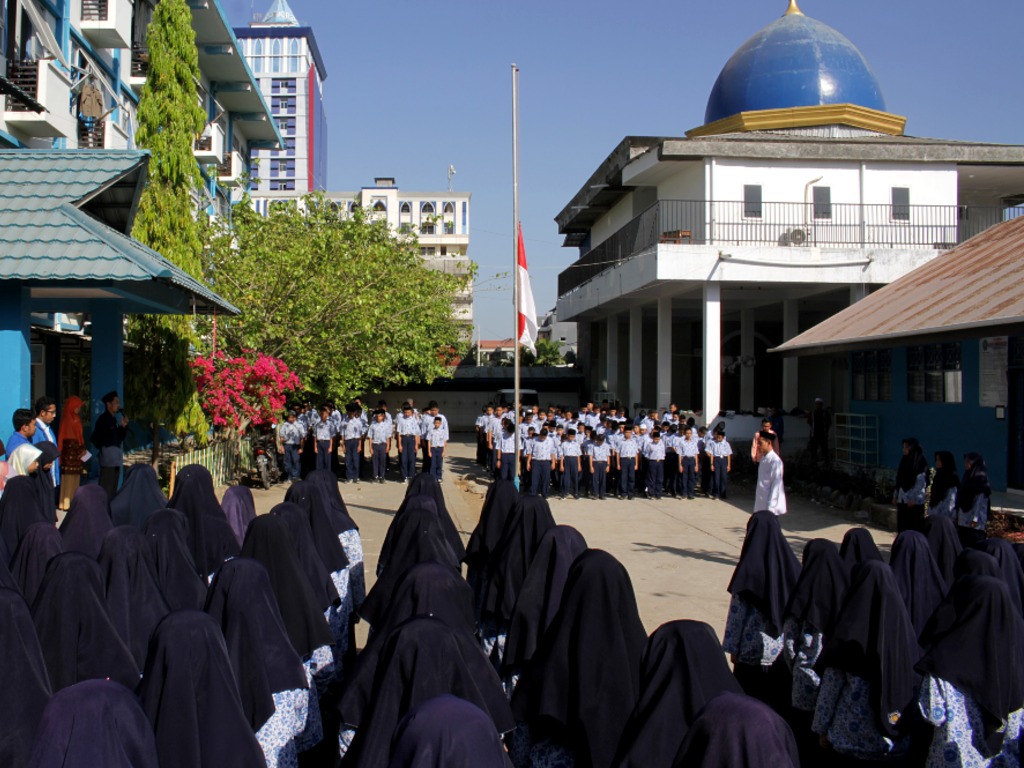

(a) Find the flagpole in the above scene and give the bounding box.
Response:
[512,63,521,489]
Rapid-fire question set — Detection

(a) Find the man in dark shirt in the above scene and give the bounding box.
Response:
[90,391,127,497]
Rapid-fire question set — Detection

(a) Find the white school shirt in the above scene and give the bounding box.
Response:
[754,450,787,515]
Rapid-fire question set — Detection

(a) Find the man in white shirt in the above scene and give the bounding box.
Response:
[754,430,787,515]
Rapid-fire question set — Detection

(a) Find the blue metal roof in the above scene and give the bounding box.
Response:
[0,149,149,208]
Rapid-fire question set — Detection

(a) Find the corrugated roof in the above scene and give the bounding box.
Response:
[773,216,1024,355]
[0,149,149,209]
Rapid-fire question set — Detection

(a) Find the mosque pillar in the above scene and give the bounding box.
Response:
[740,308,755,412]
[657,297,673,409]
[0,285,31,426]
[605,315,619,400]
[90,305,125,422]
[703,284,721,422]
[629,306,643,410]
[782,299,799,411]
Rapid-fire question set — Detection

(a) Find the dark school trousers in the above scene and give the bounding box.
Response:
[710,456,728,498]
[680,456,697,498]
[371,442,387,479]
[284,444,301,479]
[665,451,678,494]
[592,460,608,498]
[638,457,648,497]
[647,460,664,498]
[619,460,636,497]
[316,440,332,472]
[497,452,515,481]
[699,454,711,494]
[530,460,551,497]
[430,447,444,480]
[344,438,360,480]
[561,456,580,497]
[399,436,417,479]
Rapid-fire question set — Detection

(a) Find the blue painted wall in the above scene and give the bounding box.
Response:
[851,341,1009,490]
[0,286,31,443]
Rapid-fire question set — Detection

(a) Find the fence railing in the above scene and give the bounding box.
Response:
[81,0,109,21]
[558,200,1023,295]
[169,438,253,493]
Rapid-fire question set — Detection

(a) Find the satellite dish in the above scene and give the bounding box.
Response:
[789,228,807,246]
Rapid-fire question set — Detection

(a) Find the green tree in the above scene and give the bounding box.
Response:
[201,195,470,403]
[519,338,565,367]
[125,0,209,458]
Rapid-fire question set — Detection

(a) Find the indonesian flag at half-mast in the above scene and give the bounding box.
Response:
[516,223,538,355]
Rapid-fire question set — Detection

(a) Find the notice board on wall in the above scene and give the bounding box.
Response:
[980,337,1008,408]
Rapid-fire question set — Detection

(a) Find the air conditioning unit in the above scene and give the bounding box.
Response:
[784,227,810,246]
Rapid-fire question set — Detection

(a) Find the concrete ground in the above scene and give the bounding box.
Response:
[243,437,895,638]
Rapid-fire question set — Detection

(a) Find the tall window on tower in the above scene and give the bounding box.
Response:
[812,186,832,220]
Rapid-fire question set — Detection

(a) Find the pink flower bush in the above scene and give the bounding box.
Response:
[193,351,301,430]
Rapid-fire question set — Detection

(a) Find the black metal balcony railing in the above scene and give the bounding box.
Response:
[6,60,39,112]
[195,134,213,152]
[131,44,149,78]
[77,117,105,149]
[558,199,1024,296]
[216,155,234,178]
[81,0,109,21]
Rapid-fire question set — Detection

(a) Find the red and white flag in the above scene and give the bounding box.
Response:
[516,223,537,355]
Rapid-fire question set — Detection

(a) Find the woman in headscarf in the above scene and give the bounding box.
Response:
[240,515,336,688]
[29,441,60,523]
[10,522,63,607]
[221,484,255,547]
[306,468,365,608]
[465,479,519,616]
[502,525,587,692]
[8,442,42,477]
[888,530,947,638]
[0,474,51,557]
[812,560,919,764]
[167,464,239,580]
[510,549,647,768]
[30,552,139,692]
[26,679,158,768]
[839,527,884,569]
[916,576,1024,767]
[671,692,801,768]
[928,451,958,521]
[614,620,742,768]
[723,511,800,708]
[138,611,266,768]
[97,526,171,668]
[0,587,52,767]
[110,464,167,529]
[58,484,113,560]
[922,516,962,588]
[206,558,323,768]
[56,395,87,511]
[390,473,465,563]
[893,437,928,533]
[975,538,1024,617]
[956,452,991,548]
[386,695,511,768]
[141,509,208,610]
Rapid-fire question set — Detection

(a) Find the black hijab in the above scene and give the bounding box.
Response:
[271,501,342,611]
[141,509,207,611]
[30,441,60,523]
[615,620,743,768]
[511,549,648,768]
[726,511,800,635]
[480,495,557,628]
[58,484,114,560]
[888,530,947,638]
[839,527,884,569]
[917,575,1024,755]
[923,516,962,587]
[929,451,959,509]
[502,524,587,673]
[397,473,465,561]
[958,452,991,515]
[306,468,359,533]
[671,692,800,768]
[10,522,62,606]
[0,587,51,767]
[97,526,172,668]
[220,485,255,547]
[387,695,512,768]
[30,552,139,692]
[342,616,515,768]
[783,538,849,635]
[0,475,54,557]
[138,610,266,768]
[240,514,334,657]
[205,558,308,732]
[167,465,239,576]
[110,464,167,529]
[976,538,1024,616]
[817,560,918,737]
[895,437,927,492]
[465,479,519,574]
[26,679,158,768]
[284,482,350,572]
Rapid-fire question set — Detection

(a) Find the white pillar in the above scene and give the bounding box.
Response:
[740,308,754,412]
[629,306,643,410]
[605,315,619,400]
[657,297,673,409]
[703,284,721,422]
[782,300,799,411]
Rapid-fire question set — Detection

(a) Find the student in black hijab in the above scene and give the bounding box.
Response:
[29,440,60,523]
[398,473,465,562]
[271,502,342,611]
[0,587,51,767]
[671,692,800,768]
[975,537,1024,617]
[511,549,647,768]
[110,464,167,529]
[956,452,991,548]
[614,620,742,768]
[922,515,962,588]
[58,484,114,559]
[928,451,959,521]
[813,560,918,762]
[138,610,266,768]
[306,468,365,607]
[0,475,54,556]
[97,526,171,668]
[387,695,512,768]
[723,511,800,708]
[30,552,139,692]
[888,529,947,638]
[141,509,207,611]
[893,437,928,533]
[220,484,255,547]
[167,464,239,578]
[839,526,884,569]
[953,547,1002,581]
[10,522,62,606]
[465,479,519,612]
[26,679,158,768]
[916,576,1024,764]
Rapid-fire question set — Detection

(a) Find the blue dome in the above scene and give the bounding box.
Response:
[704,11,886,125]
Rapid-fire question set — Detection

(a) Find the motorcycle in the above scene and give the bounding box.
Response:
[251,433,281,490]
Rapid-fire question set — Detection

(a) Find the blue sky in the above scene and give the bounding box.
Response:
[225,0,1024,340]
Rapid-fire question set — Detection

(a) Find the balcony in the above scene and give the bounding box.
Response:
[558,199,1024,295]
[129,44,148,90]
[217,150,245,187]
[4,60,75,138]
[194,122,225,164]
[76,113,129,149]
[79,0,132,49]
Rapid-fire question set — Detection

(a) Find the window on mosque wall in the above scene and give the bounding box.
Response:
[891,187,910,221]
[813,186,832,220]
[743,184,762,219]
[907,343,962,404]
[852,350,892,402]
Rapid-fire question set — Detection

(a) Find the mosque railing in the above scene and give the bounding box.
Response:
[557,200,1022,295]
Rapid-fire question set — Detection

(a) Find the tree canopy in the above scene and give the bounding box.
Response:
[202,196,471,403]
